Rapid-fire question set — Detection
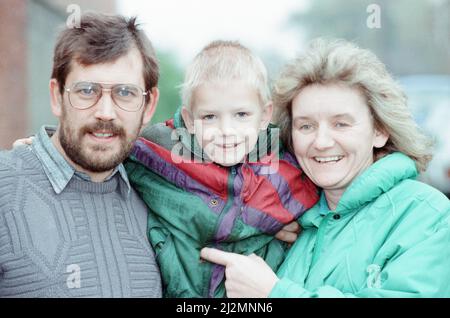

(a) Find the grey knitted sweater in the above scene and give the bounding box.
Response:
[0,146,162,297]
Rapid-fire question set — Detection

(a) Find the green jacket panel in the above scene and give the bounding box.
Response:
[270,152,450,298]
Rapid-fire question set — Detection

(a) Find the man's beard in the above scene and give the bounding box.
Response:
[59,106,142,173]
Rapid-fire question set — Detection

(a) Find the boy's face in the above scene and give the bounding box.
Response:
[182,80,272,166]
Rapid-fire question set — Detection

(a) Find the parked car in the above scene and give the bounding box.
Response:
[399,75,450,197]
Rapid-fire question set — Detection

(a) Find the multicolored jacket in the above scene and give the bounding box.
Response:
[124,110,318,297]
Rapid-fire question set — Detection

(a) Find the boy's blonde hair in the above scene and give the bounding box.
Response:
[274,38,433,172]
[181,40,271,109]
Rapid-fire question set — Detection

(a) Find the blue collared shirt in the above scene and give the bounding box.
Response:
[31,125,131,198]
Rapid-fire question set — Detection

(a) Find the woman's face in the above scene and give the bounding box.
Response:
[291,83,388,192]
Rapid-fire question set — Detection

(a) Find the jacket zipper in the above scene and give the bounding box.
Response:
[214,165,237,238]
[207,165,237,297]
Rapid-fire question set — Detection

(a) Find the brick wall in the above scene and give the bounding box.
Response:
[0,0,27,149]
[0,0,116,150]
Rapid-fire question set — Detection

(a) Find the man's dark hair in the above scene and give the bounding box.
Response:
[51,13,159,95]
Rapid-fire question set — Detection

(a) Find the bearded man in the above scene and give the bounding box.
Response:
[0,13,162,298]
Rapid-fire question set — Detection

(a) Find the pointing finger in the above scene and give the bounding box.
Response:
[200,247,237,266]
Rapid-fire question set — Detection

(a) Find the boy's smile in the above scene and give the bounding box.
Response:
[181,80,272,166]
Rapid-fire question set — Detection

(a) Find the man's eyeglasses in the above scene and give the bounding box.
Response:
[64,82,149,112]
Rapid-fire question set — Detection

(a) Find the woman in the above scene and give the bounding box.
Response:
[201,38,450,297]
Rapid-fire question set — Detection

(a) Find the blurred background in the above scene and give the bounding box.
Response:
[0,0,449,195]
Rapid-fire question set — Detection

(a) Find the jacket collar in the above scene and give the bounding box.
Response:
[300,152,418,228]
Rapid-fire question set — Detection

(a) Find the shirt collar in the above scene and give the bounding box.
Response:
[31,125,131,197]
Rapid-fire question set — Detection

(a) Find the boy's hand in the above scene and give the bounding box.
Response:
[12,136,34,148]
[275,221,301,243]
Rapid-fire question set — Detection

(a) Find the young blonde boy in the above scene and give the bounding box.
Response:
[125,41,318,297]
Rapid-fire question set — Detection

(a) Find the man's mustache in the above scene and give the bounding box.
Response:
[80,121,125,137]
